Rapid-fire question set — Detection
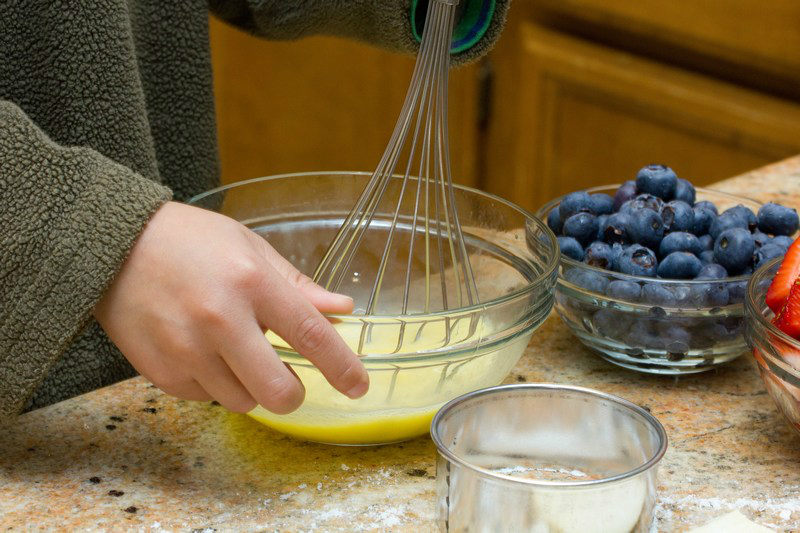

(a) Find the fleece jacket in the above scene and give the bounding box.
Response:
[0,0,509,422]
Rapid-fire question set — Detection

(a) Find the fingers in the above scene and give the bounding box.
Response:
[219,320,306,414]
[252,263,369,400]
[247,230,355,314]
[192,354,258,414]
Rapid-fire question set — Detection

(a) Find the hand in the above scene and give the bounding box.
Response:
[94,201,368,414]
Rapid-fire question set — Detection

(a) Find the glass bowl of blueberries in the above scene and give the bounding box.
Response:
[536,165,799,374]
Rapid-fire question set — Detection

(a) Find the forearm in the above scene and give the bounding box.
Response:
[209,0,510,65]
[0,101,171,422]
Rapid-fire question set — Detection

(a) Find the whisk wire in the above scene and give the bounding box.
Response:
[314,0,477,355]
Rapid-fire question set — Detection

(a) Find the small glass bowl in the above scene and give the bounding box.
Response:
[536,186,762,374]
[745,257,800,437]
[190,172,559,445]
[431,384,667,532]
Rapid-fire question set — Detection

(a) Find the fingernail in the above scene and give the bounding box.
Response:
[345,379,369,399]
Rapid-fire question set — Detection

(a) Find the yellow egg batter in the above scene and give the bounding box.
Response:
[249,316,523,445]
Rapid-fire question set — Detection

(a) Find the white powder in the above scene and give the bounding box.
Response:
[279,491,296,502]
[340,464,350,471]
[298,483,307,489]
[654,494,800,530]
[317,483,323,491]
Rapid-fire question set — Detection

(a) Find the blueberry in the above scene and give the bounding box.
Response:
[628,208,664,249]
[728,280,748,304]
[621,194,664,213]
[602,212,633,244]
[642,283,676,306]
[698,234,714,251]
[657,252,702,279]
[674,178,696,205]
[613,181,638,211]
[757,202,799,236]
[692,206,716,236]
[592,309,631,338]
[752,231,770,248]
[754,243,785,268]
[590,193,615,216]
[659,232,702,258]
[713,228,755,274]
[606,280,641,300]
[559,191,594,221]
[689,283,729,307]
[694,200,718,215]
[657,324,692,346]
[618,245,658,277]
[660,201,695,233]
[771,235,794,252]
[636,165,678,200]
[671,285,693,307]
[699,250,716,264]
[695,263,728,280]
[596,215,609,240]
[709,211,748,241]
[610,243,626,271]
[724,205,757,232]
[584,241,615,269]
[564,268,609,293]
[563,213,599,246]
[547,209,563,235]
[557,236,585,261]
[625,320,662,348]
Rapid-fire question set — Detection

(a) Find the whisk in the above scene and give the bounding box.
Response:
[313,0,480,355]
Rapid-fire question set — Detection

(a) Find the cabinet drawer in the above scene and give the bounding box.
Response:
[530,0,800,97]
[485,23,800,211]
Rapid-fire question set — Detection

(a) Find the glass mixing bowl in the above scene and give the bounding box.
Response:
[745,257,800,437]
[189,172,558,445]
[536,186,762,374]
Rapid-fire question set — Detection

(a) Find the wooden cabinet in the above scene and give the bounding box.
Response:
[484,22,800,211]
[209,2,800,212]
[209,18,481,188]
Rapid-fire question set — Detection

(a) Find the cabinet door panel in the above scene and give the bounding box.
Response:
[486,23,800,211]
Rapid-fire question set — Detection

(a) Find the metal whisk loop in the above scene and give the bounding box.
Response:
[313,0,480,355]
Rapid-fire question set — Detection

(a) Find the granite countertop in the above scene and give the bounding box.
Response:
[2,157,800,532]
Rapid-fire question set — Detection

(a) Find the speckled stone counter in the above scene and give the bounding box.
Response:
[2,157,800,532]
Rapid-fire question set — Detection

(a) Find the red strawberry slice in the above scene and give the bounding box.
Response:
[766,237,800,314]
[774,277,800,339]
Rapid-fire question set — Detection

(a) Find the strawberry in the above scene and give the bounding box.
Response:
[766,237,800,314]
[774,277,800,339]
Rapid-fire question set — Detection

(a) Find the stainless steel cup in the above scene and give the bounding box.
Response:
[431,384,667,533]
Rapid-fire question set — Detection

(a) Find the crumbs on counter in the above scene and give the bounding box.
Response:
[406,469,428,477]
[145,398,156,404]
[108,490,124,497]
[105,425,117,431]
[516,375,527,382]
[124,506,138,514]
[143,407,157,414]
[88,477,101,484]
[110,416,124,422]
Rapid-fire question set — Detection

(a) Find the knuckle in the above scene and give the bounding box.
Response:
[192,300,228,330]
[291,315,328,356]
[334,358,363,389]
[260,377,303,414]
[230,257,263,291]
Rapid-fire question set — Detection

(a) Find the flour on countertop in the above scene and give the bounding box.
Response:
[654,494,800,531]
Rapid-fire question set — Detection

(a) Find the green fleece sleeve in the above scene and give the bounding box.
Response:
[0,101,172,423]
[209,0,510,65]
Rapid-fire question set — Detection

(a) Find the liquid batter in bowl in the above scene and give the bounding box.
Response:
[254,318,519,445]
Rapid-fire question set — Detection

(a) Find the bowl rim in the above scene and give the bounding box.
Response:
[189,170,560,320]
[430,383,668,488]
[746,256,800,358]
[535,184,763,286]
